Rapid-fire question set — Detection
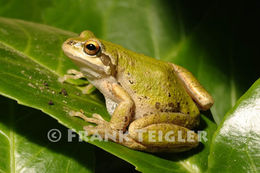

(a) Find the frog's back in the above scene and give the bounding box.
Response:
[116,48,199,119]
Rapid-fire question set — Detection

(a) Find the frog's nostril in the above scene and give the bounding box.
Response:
[67,40,74,45]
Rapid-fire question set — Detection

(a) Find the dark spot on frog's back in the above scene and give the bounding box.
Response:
[177,102,180,108]
[168,102,174,108]
[143,113,148,117]
[155,102,160,109]
[129,80,134,84]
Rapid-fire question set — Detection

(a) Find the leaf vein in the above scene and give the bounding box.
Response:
[0,130,10,142]
[12,20,32,54]
[65,159,71,173]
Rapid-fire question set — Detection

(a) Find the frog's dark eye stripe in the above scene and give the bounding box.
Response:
[84,40,100,55]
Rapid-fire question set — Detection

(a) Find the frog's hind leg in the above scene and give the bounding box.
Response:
[170,63,214,110]
[69,111,197,152]
[128,113,199,152]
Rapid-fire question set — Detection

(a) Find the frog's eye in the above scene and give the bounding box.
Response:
[84,40,100,55]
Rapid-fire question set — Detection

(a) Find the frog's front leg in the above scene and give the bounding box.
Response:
[92,79,135,131]
[59,69,85,82]
[70,79,145,149]
[108,82,135,131]
[72,78,134,132]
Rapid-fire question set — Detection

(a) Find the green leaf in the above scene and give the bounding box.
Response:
[208,78,260,173]
[0,95,95,173]
[0,17,217,173]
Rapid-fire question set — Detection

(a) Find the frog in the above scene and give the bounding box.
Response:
[62,30,214,152]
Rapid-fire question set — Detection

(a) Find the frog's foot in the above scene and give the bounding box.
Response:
[58,69,85,83]
[69,111,108,126]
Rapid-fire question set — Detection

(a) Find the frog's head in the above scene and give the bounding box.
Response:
[62,30,117,79]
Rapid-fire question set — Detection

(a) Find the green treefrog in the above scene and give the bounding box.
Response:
[62,31,214,152]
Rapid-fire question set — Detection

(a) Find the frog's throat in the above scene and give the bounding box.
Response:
[65,53,106,79]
